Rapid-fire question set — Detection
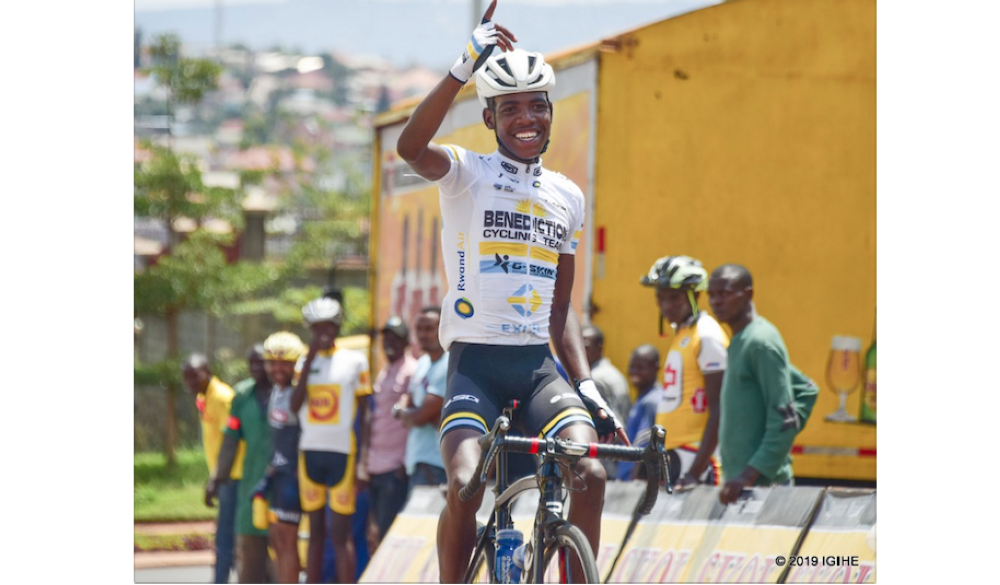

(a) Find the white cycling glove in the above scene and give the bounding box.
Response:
[449,17,499,84]
[577,379,624,436]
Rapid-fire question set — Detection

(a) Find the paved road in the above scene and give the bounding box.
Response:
[134,565,231,583]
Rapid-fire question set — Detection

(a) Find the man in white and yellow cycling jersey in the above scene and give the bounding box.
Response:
[290,297,372,584]
[396,1,627,580]
[640,255,730,489]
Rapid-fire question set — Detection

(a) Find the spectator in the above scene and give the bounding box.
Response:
[640,255,729,489]
[210,344,275,583]
[395,306,449,489]
[582,325,631,477]
[708,264,815,504]
[258,332,306,583]
[616,345,661,481]
[291,297,371,584]
[182,353,243,584]
[362,316,418,552]
[582,325,631,422]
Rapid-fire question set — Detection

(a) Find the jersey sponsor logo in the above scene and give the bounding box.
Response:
[444,394,480,408]
[529,264,557,280]
[271,409,289,423]
[493,183,515,193]
[515,199,546,217]
[705,362,721,369]
[500,323,543,334]
[456,231,467,291]
[308,384,341,423]
[658,352,683,414]
[501,161,518,174]
[532,180,542,188]
[679,337,692,349]
[508,284,542,317]
[533,166,542,177]
[692,387,707,413]
[455,297,475,319]
[481,254,527,275]
[482,209,568,246]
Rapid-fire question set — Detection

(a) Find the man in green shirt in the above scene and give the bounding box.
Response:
[708,265,806,505]
[209,344,274,583]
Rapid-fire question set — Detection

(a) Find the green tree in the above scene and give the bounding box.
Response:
[146,34,223,143]
[135,143,284,465]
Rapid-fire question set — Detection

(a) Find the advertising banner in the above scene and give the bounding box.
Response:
[786,489,876,584]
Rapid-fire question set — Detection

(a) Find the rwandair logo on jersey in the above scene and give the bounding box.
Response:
[508,284,542,317]
[456,232,467,291]
[454,297,474,319]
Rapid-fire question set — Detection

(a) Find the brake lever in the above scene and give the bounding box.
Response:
[478,417,511,483]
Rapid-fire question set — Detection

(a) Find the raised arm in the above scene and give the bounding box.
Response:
[396,0,516,180]
[396,77,466,181]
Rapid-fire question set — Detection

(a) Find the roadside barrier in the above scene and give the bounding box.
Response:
[360,483,875,583]
[784,489,876,583]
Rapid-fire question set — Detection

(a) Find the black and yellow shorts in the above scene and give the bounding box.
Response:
[439,342,595,440]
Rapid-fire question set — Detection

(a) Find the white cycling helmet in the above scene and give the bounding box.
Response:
[475,48,556,108]
[302,297,343,326]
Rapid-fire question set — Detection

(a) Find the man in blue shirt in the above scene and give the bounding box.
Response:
[393,306,449,487]
[617,345,662,480]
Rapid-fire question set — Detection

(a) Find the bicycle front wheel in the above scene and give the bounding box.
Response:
[528,522,600,583]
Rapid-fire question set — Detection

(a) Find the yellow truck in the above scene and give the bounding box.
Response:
[368,0,875,484]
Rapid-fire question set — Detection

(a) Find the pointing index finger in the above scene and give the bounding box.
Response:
[483,0,498,23]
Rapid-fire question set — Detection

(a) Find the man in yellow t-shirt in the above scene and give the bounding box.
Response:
[183,354,245,584]
[640,256,729,490]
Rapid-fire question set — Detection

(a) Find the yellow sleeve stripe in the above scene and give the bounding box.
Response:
[442,144,460,162]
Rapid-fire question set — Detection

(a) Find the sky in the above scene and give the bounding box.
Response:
[134,0,722,68]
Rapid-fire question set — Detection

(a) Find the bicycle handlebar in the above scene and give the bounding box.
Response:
[458,418,672,516]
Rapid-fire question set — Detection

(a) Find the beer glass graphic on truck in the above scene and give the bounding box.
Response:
[825,335,862,422]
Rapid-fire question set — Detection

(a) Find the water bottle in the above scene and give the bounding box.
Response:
[495,528,524,583]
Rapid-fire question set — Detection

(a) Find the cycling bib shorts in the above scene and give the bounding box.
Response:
[439,343,595,440]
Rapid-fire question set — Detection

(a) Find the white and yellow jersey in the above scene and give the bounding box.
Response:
[656,312,729,449]
[436,146,585,350]
[295,346,372,454]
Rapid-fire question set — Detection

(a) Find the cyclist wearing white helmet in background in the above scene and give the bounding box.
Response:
[397,1,627,579]
[290,296,372,584]
[640,256,730,490]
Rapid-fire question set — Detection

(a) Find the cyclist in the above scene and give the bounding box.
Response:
[290,297,372,584]
[396,1,627,579]
[640,255,730,489]
[258,332,306,584]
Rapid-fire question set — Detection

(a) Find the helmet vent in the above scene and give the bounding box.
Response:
[497,57,514,78]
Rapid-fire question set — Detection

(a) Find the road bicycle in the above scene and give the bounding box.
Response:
[459,402,672,583]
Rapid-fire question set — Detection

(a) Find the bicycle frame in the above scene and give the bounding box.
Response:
[462,407,671,583]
